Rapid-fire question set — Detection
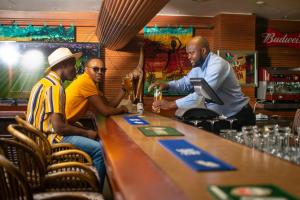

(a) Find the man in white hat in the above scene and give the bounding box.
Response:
[26,47,106,189]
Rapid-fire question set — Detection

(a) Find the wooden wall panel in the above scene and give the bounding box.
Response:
[76,27,99,42]
[214,14,256,51]
[0,10,98,26]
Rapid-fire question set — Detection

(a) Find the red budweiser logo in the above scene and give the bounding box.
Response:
[262,28,300,48]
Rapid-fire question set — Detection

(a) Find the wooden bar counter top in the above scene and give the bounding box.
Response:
[97,112,300,200]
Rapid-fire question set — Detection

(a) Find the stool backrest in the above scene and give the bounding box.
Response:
[0,154,32,200]
[15,115,52,158]
[0,138,46,192]
[8,123,50,163]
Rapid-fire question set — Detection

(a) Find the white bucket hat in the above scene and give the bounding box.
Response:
[45,47,82,74]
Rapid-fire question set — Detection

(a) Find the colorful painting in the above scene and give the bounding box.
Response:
[217,50,257,86]
[143,26,193,96]
[0,42,100,101]
[0,24,75,42]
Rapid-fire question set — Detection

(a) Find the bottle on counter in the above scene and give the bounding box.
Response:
[137,100,144,115]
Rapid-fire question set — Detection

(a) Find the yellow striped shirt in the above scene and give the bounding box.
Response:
[26,71,65,143]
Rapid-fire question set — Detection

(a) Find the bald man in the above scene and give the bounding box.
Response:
[149,36,255,129]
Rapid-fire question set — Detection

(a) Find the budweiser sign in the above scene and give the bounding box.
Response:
[262,28,300,48]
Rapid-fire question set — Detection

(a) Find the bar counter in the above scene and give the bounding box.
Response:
[97,112,300,200]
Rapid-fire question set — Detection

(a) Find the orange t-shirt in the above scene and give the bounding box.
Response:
[65,73,99,122]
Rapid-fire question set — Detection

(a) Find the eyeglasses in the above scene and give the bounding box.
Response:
[88,66,106,74]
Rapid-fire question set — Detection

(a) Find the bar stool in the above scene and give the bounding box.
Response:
[0,154,104,200]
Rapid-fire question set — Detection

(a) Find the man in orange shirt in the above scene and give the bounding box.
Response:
[65,57,129,124]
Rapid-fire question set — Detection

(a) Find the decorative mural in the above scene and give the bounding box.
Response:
[143,26,193,96]
[0,24,75,42]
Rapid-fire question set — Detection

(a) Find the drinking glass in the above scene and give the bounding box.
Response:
[153,87,162,113]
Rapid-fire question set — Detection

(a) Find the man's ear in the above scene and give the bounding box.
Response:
[201,47,207,55]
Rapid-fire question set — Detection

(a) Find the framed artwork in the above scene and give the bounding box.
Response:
[0,42,101,100]
[217,50,258,86]
[143,27,193,96]
[0,25,75,42]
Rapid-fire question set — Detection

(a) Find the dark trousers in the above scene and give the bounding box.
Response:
[231,104,256,131]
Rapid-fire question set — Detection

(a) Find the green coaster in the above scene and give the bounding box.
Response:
[138,126,184,137]
[208,184,298,200]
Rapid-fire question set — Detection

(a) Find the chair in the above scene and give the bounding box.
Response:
[0,154,104,200]
[0,138,46,191]
[0,154,32,199]
[13,116,93,165]
[15,116,75,152]
[0,138,100,192]
[292,109,300,134]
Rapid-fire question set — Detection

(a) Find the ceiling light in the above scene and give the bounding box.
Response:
[192,0,211,2]
[21,50,44,70]
[0,42,20,66]
[256,1,265,6]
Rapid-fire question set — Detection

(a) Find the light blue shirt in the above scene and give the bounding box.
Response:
[168,52,249,117]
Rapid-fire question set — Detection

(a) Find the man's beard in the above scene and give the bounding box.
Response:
[192,57,205,68]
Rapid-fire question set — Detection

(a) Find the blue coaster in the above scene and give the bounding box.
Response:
[124,115,149,125]
[159,139,236,171]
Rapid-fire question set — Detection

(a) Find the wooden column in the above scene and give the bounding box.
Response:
[96,0,169,50]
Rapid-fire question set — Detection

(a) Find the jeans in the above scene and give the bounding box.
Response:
[61,135,106,191]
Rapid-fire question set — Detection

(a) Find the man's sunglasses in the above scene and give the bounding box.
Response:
[88,66,107,74]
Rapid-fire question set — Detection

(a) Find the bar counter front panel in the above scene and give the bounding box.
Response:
[97,112,300,200]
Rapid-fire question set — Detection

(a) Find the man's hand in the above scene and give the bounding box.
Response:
[124,67,142,80]
[148,82,169,92]
[152,99,177,112]
[118,99,136,113]
[119,105,129,113]
[131,67,143,79]
[87,130,98,140]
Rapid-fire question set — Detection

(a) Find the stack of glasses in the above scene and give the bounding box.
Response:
[220,125,300,165]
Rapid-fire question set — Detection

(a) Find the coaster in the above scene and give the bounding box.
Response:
[208,184,298,200]
[124,115,149,125]
[138,126,184,136]
[159,139,236,171]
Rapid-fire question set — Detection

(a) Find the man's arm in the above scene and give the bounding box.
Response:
[168,74,194,93]
[88,95,128,117]
[51,113,97,139]
[148,71,194,93]
[152,99,177,112]
[104,89,126,107]
[152,92,202,111]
